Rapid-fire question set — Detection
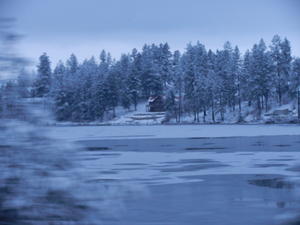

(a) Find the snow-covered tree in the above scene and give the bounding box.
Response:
[165,89,176,121]
[270,35,292,105]
[248,39,274,116]
[105,68,119,117]
[159,43,172,87]
[172,50,183,122]
[32,53,51,97]
[232,46,242,114]
[43,36,298,123]
[290,58,300,98]
[206,49,219,122]
[66,53,78,75]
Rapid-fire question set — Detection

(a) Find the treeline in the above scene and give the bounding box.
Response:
[29,35,300,122]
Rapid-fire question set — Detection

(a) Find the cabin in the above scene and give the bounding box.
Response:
[272,109,292,116]
[147,96,165,112]
[265,109,293,117]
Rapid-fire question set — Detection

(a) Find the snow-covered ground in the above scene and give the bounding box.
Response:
[113,101,298,125]
[24,97,298,126]
[49,100,299,126]
[49,124,300,141]
[110,103,166,125]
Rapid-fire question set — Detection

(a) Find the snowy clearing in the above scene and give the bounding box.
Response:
[48,124,300,141]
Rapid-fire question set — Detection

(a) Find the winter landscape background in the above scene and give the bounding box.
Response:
[2,34,300,125]
[1,0,300,225]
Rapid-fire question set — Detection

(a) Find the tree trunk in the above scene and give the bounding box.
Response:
[277,68,282,105]
[220,97,224,121]
[238,82,242,114]
[211,99,215,123]
[113,107,116,118]
[265,95,268,112]
[257,97,261,119]
[178,89,182,123]
[278,86,282,105]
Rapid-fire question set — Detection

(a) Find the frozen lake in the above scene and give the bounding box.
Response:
[67,131,300,225]
[2,124,300,224]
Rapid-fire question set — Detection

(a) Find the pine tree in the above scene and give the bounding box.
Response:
[105,69,119,117]
[165,89,176,121]
[270,35,292,105]
[127,73,140,110]
[51,61,66,94]
[99,50,110,78]
[128,50,142,110]
[82,57,99,120]
[54,87,71,121]
[290,58,300,98]
[232,46,242,115]
[52,61,74,121]
[214,50,227,121]
[173,50,183,122]
[182,44,197,119]
[242,50,252,106]
[182,43,209,121]
[66,54,78,74]
[120,87,131,110]
[32,53,51,97]
[249,39,273,116]
[92,77,108,121]
[222,42,236,110]
[206,50,218,122]
[159,43,172,87]
[280,38,292,94]
[194,42,209,121]
[140,44,163,98]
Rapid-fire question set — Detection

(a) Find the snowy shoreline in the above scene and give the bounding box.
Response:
[49,121,300,127]
[48,124,300,141]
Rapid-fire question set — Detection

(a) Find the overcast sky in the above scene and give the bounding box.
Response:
[3,0,300,66]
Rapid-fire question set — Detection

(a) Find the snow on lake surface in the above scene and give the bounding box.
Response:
[44,124,300,224]
[76,150,300,185]
[49,124,300,141]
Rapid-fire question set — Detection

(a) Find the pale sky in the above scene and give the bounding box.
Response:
[2,0,300,66]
